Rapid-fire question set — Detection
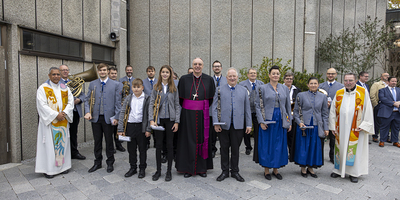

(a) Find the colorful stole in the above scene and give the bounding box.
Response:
[333,86,365,169]
[43,81,69,167]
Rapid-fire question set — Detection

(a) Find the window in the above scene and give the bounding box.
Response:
[21,29,83,60]
[92,44,114,63]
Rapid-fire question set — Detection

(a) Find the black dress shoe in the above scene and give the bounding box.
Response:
[124,168,137,177]
[107,165,114,173]
[372,138,378,143]
[245,149,251,155]
[264,173,271,180]
[307,169,317,178]
[152,171,161,181]
[349,175,358,183]
[165,171,172,182]
[330,172,340,178]
[61,169,69,174]
[161,155,167,163]
[198,173,207,178]
[184,173,192,178]
[216,172,229,181]
[71,153,86,160]
[138,169,145,178]
[301,170,307,178]
[116,145,126,152]
[88,164,102,173]
[231,172,245,182]
[43,173,54,179]
[272,172,282,180]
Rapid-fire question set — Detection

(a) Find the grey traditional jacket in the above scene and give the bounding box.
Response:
[239,79,264,113]
[293,91,329,137]
[255,83,292,129]
[318,81,344,103]
[119,76,135,94]
[148,85,181,124]
[143,78,157,96]
[211,84,252,130]
[84,78,122,124]
[117,93,151,133]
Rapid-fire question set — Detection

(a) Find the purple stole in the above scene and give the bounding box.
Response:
[182,99,210,159]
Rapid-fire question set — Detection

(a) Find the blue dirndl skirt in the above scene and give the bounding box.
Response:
[258,107,288,168]
[293,117,323,168]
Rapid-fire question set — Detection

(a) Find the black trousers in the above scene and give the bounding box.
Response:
[328,130,335,161]
[112,125,122,147]
[92,115,115,166]
[126,122,147,169]
[219,125,244,173]
[154,119,175,171]
[243,113,258,151]
[210,116,218,153]
[69,110,80,156]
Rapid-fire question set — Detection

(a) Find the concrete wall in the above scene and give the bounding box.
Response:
[130,0,386,81]
[1,1,127,161]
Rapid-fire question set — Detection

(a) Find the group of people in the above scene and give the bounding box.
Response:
[35,58,399,184]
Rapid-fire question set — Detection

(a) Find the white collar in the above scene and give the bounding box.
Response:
[249,79,256,84]
[133,92,145,99]
[148,78,155,81]
[100,77,109,83]
[228,84,237,88]
[328,80,336,85]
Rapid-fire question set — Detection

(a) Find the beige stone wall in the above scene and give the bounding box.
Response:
[129,0,386,81]
[2,1,127,161]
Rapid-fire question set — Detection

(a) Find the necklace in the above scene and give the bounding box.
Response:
[192,74,202,100]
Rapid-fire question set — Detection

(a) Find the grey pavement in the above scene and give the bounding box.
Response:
[0,137,399,200]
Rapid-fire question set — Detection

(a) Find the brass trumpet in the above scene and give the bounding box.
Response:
[122,99,131,135]
[89,86,96,115]
[153,90,162,124]
[121,81,130,103]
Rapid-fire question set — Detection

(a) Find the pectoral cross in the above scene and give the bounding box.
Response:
[193,93,198,100]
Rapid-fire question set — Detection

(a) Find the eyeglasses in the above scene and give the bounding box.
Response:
[60,69,69,72]
[213,65,221,68]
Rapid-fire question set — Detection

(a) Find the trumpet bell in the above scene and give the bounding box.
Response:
[318,88,328,96]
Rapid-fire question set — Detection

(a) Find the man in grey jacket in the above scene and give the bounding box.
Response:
[318,68,344,164]
[212,68,252,182]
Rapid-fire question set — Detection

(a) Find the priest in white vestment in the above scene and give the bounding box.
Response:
[35,67,74,178]
[329,73,374,183]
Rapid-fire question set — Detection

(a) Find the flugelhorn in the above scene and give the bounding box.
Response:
[153,90,161,123]
[122,99,131,135]
[66,63,98,97]
[89,86,96,115]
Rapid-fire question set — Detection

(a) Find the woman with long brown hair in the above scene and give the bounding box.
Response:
[149,65,181,181]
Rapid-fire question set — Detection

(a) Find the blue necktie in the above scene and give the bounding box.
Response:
[230,87,235,91]
[231,87,235,123]
[252,83,255,90]
[150,80,154,88]
[217,77,220,86]
[392,88,398,111]
[101,82,105,92]
[329,83,333,87]
[64,80,68,84]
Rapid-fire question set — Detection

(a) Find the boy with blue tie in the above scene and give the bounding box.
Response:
[84,63,122,173]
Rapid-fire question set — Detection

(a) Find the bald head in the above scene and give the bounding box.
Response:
[192,58,204,76]
[326,68,337,82]
[381,73,389,82]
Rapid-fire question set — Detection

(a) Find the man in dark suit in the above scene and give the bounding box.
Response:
[239,68,264,156]
[84,63,122,173]
[283,71,301,162]
[356,71,370,92]
[210,60,228,158]
[377,76,400,148]
[59,64,86,160]
[318,68,344,164]
[212,68,252,182]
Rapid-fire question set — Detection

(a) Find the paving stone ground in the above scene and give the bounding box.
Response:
[1,137,399,200]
